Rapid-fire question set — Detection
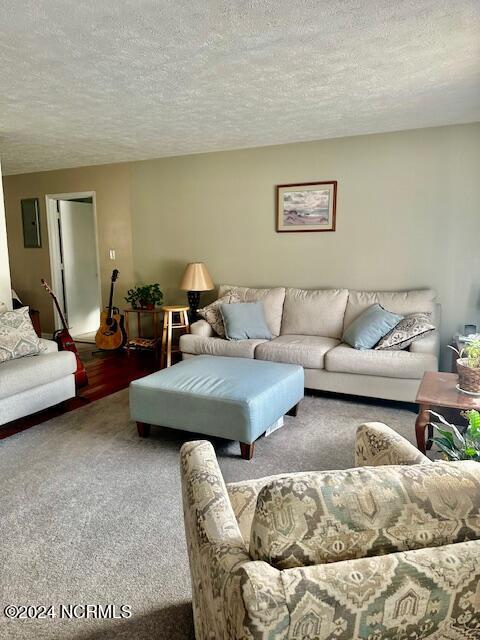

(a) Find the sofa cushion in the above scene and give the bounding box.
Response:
[249,460,480,570]
[344,289,436,330]
[218,285,285,337]
[342,303,403,350]
[281,288,348,339]
[179,333,266,359]
[325,343,437,379]
[255,335,339,369]
[0,350,76,400]
[240,540,480,640]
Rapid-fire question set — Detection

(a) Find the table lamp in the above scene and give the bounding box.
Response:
[180,262,214,320]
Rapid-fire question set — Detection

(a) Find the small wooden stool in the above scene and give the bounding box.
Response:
[160,305,190,368]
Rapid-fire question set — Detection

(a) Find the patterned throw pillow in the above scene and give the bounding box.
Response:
[0,306,45,363]
[197,292,241,337]
[375,312,435,350]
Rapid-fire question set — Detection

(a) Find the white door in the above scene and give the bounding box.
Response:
[58,200,100,336]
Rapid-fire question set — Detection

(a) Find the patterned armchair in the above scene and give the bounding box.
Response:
[181,423,480,640]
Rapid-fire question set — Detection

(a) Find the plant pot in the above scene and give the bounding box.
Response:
[139,302,155,310]
[457,358,480,394]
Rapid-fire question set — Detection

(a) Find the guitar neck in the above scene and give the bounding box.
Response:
[53,296,69,331]
[107,282,115,318]
[41,280,69,331]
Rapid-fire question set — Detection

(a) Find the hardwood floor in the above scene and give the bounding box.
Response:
[0,345,157,440]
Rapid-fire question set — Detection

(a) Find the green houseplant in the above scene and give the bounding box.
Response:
[430,409,480,461]
[125,284,163,310]
[448,338,480,394]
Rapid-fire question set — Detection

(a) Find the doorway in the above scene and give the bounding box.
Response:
[46,192,101,342]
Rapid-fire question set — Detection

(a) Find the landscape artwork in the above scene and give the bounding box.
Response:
[276,181,337,232]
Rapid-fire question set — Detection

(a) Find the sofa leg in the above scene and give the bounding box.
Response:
[137,422,151,438]
[240,442,254,460]
[286,403,299,417]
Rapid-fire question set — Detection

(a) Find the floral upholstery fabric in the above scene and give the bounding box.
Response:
[240,540,480,640]
[355,421,430,467]
[228,472,309,545]
[249,461,480,570]
[181,432,480,640]
[197,292,241,337]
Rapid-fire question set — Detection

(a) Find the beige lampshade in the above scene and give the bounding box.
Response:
[180,262,214,292]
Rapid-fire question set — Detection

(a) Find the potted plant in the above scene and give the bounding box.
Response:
[125,284,163,310]
[448,338,480,394]
[430,409,480,461]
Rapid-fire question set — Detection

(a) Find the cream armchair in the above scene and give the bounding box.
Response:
[181,425,480,640]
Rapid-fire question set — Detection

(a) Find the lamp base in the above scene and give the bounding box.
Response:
[187,291,201,322]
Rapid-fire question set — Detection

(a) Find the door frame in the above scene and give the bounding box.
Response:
[45,191,102,332]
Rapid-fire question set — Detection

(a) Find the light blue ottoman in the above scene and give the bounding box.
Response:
[129,355,304,459]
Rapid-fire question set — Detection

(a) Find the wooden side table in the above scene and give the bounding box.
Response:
[160,305,190,368]
[415,371,480,453]
[124,307,162,354]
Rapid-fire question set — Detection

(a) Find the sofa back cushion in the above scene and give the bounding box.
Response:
[344,289,437,331]
[281,288,349,338]
[249,460,480,569]
[218,285,285,337]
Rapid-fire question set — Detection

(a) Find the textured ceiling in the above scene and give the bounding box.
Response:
[0,0,479,175]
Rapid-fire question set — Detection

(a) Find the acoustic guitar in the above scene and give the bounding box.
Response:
[41,279,88,388]
[95,269,127,350]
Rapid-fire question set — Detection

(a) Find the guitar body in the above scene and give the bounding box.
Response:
[94,270,127,351]
[53,328,88,388]
[95,308,127,350]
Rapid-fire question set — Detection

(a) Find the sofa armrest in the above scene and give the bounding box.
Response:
[190,319,213,337]
[40,338,58,353]
[409,329,439,356]
[355,422,429,467]
[180,440,251,639]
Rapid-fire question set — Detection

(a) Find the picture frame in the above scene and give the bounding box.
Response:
[21,198,42,248]
[276,181,337,233]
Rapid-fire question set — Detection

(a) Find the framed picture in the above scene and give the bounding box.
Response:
[21,198,42,248]
[276,181,337,233]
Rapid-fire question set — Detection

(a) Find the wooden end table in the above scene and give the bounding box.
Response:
[415,371,480,453]
[124,307,163,356]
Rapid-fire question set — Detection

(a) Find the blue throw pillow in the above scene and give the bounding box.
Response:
[220,302,272,341]
[343,304,403,350]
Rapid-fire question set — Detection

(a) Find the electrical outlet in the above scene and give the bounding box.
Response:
[109,249,116,260]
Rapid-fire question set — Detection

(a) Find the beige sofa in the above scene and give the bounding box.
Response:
[0,338,76,426]
[180,285,440,402]
[181,425,480,640]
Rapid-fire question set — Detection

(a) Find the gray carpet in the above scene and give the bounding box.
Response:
[0,390,418,640]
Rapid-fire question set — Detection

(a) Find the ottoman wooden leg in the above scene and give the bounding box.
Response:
[137,422,151,438]
[286,403,299,417]
[240,442,255,460]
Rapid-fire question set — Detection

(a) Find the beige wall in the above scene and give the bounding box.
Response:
[3,123,479,369]
[0,161,12,307]
[2,163,134,332]
[130,124,480,367]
